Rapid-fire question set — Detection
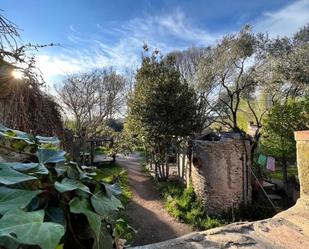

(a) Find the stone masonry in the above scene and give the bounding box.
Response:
[190,139,251,214]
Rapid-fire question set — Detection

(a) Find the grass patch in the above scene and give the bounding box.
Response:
[266,166,298,180]
[159,181,223,230]
[94,163,132,205]
[94,163,135,245]
[95,146,113,155]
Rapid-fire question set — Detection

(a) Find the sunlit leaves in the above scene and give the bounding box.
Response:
[91,190,123,217]
[37,149,66,164]
[55,178,90,193]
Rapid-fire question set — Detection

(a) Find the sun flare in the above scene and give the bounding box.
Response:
[11,69,24,80]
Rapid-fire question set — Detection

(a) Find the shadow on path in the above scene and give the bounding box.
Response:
[117,154,192,246]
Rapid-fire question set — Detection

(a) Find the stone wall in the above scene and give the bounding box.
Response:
[190,138,251,214]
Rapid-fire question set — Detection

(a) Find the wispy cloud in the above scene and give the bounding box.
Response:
[36,9,220,85]
[254,0,309,37]
[36,1,309,87]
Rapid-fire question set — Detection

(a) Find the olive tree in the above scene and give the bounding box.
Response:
[196,26,268,133]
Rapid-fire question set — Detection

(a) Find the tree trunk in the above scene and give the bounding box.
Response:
[282,156,288,191]
[176,153,180,177]
[187,139,192,183]
[161,163,165,180]
[181,153,186,182]
[155,164,158,178]
[166,162,170,180]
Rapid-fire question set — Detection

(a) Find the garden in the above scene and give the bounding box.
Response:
[0,6,308,249]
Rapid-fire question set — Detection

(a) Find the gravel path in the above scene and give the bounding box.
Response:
[117,154,192,246]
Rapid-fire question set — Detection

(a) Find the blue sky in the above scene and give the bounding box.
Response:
[2,0,309,87]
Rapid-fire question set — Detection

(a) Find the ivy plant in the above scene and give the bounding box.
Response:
[0,124,127,249]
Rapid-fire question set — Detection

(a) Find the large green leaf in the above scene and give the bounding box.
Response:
[55,161,89,180]
[104,183,122,197]
[91,191,123,217]
[9,162,49,175]
[0,124,35,144]
[68,161,88,180]
[37,149,66,164]
[70,197,113,249]
[34,163,49,175]
[55,178,90,193]
[10,163,38,172]
[0,187,42,215]
[0,163,37,185]
[55,164,68,177]
[36,135,60,145]
[0,209,64,249]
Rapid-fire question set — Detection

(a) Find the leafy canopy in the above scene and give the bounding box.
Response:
[262,98,309,159]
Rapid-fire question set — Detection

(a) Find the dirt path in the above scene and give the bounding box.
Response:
[117,154,192,246]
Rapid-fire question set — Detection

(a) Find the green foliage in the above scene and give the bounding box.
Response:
[197,25,264,132]
[113,218,136,247]
[127,49,197,180]
[128,50,197,138]
[0,124,126,249]
[160,182,275,228]
[262,98,309,160]
[106,119,124,132]
[96,146,113,156]
[160,182,223,230]
[0,209,64,249]
[266,166,298,180]
[94,163,132,205]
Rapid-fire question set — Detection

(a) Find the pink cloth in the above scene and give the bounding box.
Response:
[266,156,276,172]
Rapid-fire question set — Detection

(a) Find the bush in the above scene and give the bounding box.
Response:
[160,182,223,230]
[0,124,127,249]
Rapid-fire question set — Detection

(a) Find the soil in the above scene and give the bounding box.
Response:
[117,153,192,246]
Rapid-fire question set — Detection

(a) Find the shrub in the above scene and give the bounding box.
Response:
[0,124,127,249]
[160,181,223,230]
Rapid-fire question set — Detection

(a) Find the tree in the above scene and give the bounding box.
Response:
[196,26,267,132]
[127,49,197,180]
[57,68,126,138]
[260,25,309,102]
[262,98,309,188]
[170,47,215,131]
